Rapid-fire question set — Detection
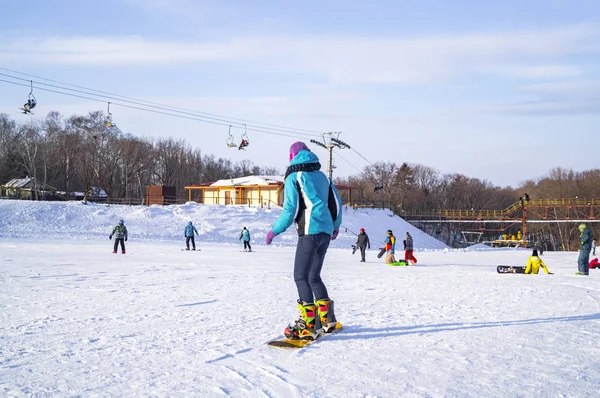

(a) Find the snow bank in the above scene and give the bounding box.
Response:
[0,199,448,249]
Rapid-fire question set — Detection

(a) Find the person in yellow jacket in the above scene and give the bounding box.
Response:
[525,249,552,274]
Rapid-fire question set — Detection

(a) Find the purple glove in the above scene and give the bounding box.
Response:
[331,230,339,240]
[266,230,276,245]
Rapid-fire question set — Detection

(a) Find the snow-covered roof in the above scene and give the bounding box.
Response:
[3,177,34,188]
[210,175,284,187]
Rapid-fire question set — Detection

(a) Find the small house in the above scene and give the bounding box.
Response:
[185,175,353,207]
[1,177,58,200]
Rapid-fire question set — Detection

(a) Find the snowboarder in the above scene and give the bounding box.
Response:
[355,228,370,262]
[109,219,128,254]
[265,141,342,340]
[184,221,199,251]
[524,249,551,274]
[239,227,252,252]
[384,230,396,264]
[404,232,417,265]
[576,223,593,276]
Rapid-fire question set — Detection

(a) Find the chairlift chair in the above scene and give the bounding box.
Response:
[20,80,37,115]
[105,102,116,128]
[227,125,237,147]
[238,124,249,150]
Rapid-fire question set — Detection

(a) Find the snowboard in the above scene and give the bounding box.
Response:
[267,322,343,349]
[388,260,408,266]
[351,245,358,255]
[497,265,526,274]
[377,248,387,258]
[181,248,201,251]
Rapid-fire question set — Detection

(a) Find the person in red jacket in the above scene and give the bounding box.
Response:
[590,258,599,270]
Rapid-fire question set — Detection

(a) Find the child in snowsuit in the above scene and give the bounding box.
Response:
[524,249,551,274]
[239,227,252,252]
[576,223,593,275]
[184,221,199,250]
[110,219,128,254]
[355,228,370,262]
[589,258,599,270]
[404,232,417,265]
[384,230,396,264]
[265,141,343,340]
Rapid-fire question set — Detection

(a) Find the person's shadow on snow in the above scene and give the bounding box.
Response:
[329,313,600,340]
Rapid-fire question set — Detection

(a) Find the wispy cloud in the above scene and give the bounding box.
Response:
[474,79,600,115]
[480,64,584,79]
[1,25,598,85]
[124,0,216,17]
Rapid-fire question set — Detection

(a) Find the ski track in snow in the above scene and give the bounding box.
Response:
[0,201,599,396]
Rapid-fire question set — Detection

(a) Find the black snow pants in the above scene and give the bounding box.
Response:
[186,236,196,250]
[113,238,125,253]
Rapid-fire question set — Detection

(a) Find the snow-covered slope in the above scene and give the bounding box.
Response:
[1,240,599,396]
[0,200,448,250]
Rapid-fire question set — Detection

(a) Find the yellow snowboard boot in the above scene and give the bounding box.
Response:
[284,301,321,340]
[316,298,338,333]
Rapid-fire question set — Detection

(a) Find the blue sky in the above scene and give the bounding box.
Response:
[1,0,600,187]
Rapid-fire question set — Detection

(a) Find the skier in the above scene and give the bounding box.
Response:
[109,219,128,254]
[184,221,199,251]
[239,227,252,252]
[265,141,342,340]
[404,232,418,265]
[576,223,593,276]
[355,228,370,262]
[384,230,396,264]
[524,249,551,274]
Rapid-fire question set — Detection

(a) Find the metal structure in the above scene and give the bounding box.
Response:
[402,198,600,247]
[310,132,350,180]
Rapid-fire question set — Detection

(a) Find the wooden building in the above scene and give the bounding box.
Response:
[146,185,177,205]
[185,175,353,207]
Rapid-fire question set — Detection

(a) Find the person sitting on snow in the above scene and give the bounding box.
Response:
[524,249,552,274]
[589,258,599,270]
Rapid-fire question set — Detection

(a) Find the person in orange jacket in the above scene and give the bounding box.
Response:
[525,250,552,274]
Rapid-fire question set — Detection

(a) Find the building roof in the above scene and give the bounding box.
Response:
[2,177,58,191]
[210,175,284,187]
[3,177,34,188]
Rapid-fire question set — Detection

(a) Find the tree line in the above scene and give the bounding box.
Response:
[336,162,600,249]
[0,111,277,200]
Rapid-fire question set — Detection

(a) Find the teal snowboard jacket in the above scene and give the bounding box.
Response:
[185,222,198,237]
[240,229,250,241]
[272,150,342,236]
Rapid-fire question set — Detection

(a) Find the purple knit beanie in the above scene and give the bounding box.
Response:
[289,141,310,161]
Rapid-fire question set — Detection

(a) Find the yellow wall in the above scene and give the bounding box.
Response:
[194,186,282,206]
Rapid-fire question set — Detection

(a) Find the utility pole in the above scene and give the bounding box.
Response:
[310,132,351,180]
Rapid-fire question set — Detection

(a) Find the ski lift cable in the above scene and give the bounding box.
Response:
[333,148,363,173]
[0,72,317,137]
[0,78,310,140]
[0,68,322,136]
[351,147,374,166]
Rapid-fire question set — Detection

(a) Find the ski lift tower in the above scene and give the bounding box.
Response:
[310,132,350,180]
